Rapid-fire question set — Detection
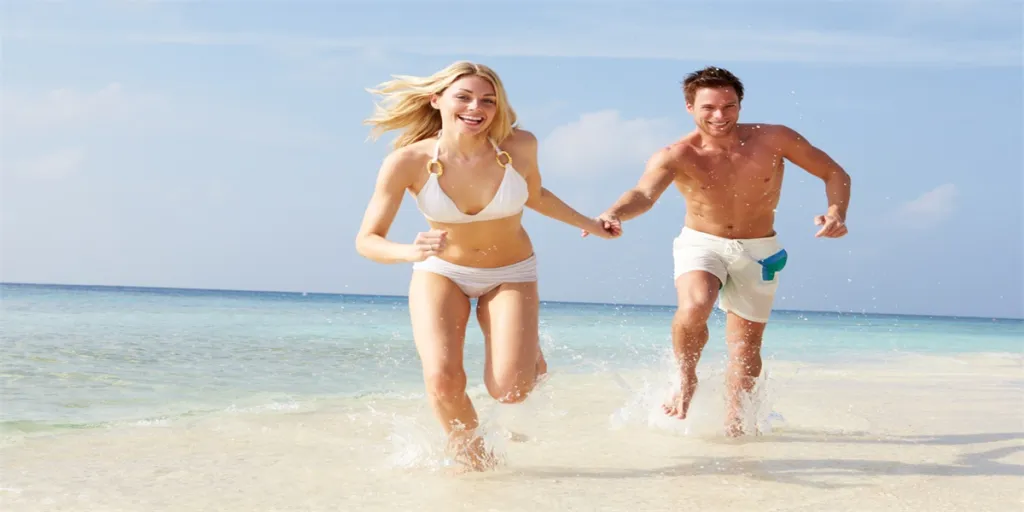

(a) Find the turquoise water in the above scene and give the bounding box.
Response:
[2,283,1021,431]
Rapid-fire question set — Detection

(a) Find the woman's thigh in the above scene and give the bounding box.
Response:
[475,281,540,403]
[408,270,471,390]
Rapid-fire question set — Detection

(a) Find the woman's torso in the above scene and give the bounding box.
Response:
[404,133,534,268]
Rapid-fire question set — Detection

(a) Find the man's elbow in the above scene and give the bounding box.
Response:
[838,169,852,188]
[826,168,851,187]
[633,189,657,210]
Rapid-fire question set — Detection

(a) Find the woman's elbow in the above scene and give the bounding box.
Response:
[354,233,373,258]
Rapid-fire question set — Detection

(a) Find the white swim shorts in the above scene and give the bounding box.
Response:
[672,227,788,323]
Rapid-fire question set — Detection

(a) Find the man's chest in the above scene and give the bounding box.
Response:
[683,147,783,193]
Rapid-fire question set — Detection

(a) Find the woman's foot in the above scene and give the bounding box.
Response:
[446,433,499,473]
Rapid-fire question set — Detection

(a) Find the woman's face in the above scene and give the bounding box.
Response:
[433,74,498,136]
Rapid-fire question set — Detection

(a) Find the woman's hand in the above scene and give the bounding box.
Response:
[405,229,448,262]
[581,215,621,239]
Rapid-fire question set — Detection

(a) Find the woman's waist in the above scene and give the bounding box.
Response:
[428,224,534,268]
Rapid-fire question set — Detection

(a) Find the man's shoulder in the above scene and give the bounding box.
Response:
[647,135,696,169]
[744,123,801,145]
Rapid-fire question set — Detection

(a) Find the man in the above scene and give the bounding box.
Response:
[587,66,851,436]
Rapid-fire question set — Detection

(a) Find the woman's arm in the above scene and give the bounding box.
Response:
[355,149,445,263]
[511,130,617,236]
[529,187,603,232]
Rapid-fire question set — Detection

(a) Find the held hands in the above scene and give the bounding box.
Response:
[581,213,622,239]
[814,211,848,238]
[407,229,448,262]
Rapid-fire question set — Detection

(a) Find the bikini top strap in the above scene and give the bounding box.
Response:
[489,137,513,168]
[427,131,443,176]
[431,131,510,170]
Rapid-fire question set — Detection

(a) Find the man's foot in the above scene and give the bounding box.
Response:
[725,417,744,437]
[662,382,697,419]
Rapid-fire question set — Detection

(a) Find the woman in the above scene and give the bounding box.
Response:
[354,61,620,471]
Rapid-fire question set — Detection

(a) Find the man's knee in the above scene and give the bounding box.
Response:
[728,338,763,360]
[674,272,720,327]
[726,318,766,356]
[674,297,716,328]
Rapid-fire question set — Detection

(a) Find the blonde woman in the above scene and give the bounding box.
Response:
[355,61,619,471]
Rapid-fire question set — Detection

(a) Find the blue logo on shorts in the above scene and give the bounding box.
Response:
[757,249,788,281]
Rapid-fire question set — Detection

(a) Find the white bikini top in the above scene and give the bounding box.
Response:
[414,133,529,224]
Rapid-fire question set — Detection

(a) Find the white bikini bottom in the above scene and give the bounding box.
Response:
[412,254,538,298]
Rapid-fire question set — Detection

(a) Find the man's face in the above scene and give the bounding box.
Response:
[687,86,741,137]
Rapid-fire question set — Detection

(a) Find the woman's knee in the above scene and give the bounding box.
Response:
[424,366,467,401]
[486,370,535,404]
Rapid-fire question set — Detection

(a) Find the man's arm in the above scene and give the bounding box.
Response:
[776,125,851,221]
[603,147,677,222]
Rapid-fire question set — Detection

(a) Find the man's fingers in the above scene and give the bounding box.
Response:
[815,219,848,238]
[815,220,833,237]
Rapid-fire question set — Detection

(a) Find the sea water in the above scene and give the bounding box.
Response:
[2,283,1020,432]
[2,283,1022,511]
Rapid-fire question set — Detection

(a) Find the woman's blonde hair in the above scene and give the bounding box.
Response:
[364,61,518,149]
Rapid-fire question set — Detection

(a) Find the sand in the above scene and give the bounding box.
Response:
[2,352,1021,511]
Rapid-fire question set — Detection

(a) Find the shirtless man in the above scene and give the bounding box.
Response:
[588,66,851,436]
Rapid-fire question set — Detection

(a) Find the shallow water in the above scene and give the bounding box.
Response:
[2,284,1022,510]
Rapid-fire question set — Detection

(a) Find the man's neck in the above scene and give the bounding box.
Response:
[698,130,742,151]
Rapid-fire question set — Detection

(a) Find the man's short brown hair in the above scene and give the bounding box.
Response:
[682,67,745,105]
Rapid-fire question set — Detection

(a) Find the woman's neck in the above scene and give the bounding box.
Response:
[437,129,490,160]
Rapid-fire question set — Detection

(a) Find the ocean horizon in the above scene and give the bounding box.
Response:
[3,281,1021,322]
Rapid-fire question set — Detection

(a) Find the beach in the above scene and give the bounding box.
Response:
[2,284,1022,511]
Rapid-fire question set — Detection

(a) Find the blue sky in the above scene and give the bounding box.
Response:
[2,1,1022,319]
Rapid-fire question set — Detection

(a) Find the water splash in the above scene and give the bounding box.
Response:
[608,353,785,437]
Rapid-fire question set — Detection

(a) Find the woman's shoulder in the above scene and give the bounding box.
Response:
[499,128,538,158]
[379,139,433,180]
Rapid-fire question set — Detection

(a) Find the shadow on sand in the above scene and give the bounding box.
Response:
[485,430,1024,490]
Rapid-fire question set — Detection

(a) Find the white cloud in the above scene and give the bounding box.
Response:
[897,183,959,227]
[11,148,86,180]
[3,83,165,133]
[540,110,676,176]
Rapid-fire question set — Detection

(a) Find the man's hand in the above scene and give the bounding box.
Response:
[813,212,847,238]
[582,213,621,239]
